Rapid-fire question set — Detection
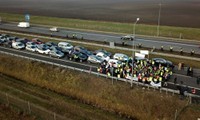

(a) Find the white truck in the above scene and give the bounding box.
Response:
[17,22,30,28]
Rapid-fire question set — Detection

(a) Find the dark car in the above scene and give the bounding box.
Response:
[2,40,12,48]
[67,50,87,62]
[74,46,93,57]
[45,41,57,47]
[152,58,174,68]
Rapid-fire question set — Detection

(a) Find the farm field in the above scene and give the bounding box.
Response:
[0,0,200,28]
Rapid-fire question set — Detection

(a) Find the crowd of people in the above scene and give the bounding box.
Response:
[97,58,173,87]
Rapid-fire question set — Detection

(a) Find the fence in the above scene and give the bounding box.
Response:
[0,50,200,99]
[0,91,69,120]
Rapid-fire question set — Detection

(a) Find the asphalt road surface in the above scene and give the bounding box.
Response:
[0,46,199,96]
[0,23,200,54]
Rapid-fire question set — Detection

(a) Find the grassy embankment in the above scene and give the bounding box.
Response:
[0,54,200,120]
[1,12,200,40]
[0,104,34,120]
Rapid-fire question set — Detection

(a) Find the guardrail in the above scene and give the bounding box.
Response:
[1,30,200,62]
[1,50,200,98]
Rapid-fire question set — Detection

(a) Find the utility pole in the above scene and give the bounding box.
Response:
[157,2,162,36]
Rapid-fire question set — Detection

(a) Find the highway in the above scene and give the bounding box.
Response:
[0,22,200,54]
[0,46,199,96]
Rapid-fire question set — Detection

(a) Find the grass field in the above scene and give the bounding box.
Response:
[1,12,200,40]
[0,54,200,120]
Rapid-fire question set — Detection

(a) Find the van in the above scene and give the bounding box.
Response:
[17,22,30,28]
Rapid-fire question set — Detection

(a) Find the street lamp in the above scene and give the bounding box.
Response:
[157,3,162,36]
[131,17,140,88]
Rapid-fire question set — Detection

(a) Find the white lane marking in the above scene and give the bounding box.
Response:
[2,23,199,47]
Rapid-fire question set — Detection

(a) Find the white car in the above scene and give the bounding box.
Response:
[26,45,37,52]
[96,52,110,62]
[58,42,73,53]
[12,42,25,49]
[17,22,30,28]
[36,47,50,54]
[113,53,129,62]
[87,55,104,64]
[50,27,58,32]
[121,35,135,41]
[108,59,122,68]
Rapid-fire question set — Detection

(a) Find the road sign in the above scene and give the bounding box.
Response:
[25,14,30,22]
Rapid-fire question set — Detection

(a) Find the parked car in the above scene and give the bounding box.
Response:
[36,47,50,54]
[12,42,25,49]
[16,38,30,44]
[2,40,12,48]
[32,38,43,44]
[67,50,87,62]
[26,41,37,46]
[26,45,37,52]
[74,46,93,57]
[113,53,129,62]
[49,50,64,58]
[45,41,57,47]
[108,59,122,68]
[94,49,112,57]
[87,55,104,64]
[36,44,49,49]
[152,58,174,68]
[96,52,110,61]
[58,42,73,53]
[121,35,135,41]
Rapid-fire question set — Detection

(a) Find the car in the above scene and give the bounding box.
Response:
[26,41,37,46]
[12,42,25,49]
[32,38,43,44]
[152,58,174,68]
[50,27,58,32]
[49,46,62,51]
[121,35,135,41]
[67,50,87,62]
[74,46,93,57]
[49,50,64,58]
[16,38,30,44]
[2,40,12,48]
[87,55,104,64]
[17,22,30,28]
[36,47,50,54]
[26,45,37,52]
[36,44,49,49]
[45,41,57,47]
[94,49,112,57]
[113,53,129,62]
[58,42,73,53]
[96,52,110,61]
[108,59,122,68]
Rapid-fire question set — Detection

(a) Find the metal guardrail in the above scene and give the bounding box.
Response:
[1,30,200,62]
[1,50,200,98]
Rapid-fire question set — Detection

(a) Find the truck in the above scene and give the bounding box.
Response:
[17,22,30,28]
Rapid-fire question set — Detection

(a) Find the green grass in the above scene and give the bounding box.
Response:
[1,12,200,40]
